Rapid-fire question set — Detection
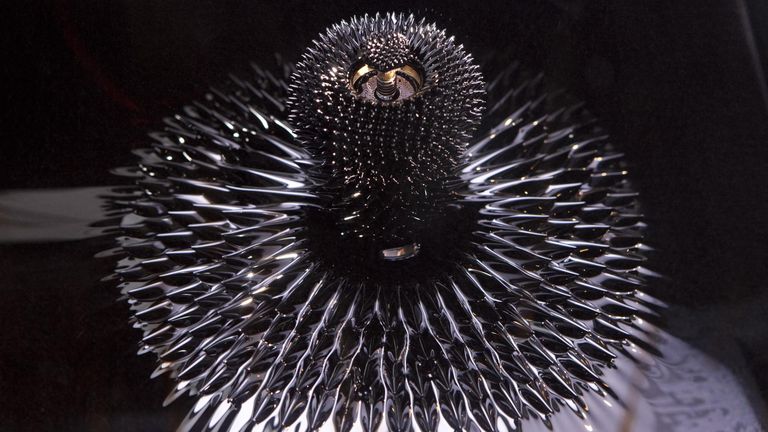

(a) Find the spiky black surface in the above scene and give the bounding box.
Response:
[361,32,410,72]
[110,13,660,432]
[288,14,484,187]
[288,15,485,255]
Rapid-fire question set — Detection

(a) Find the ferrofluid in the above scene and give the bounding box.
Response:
[107,13,661,432]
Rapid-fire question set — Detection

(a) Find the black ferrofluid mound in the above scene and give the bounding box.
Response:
[108,13,661,432]
[289,15,484,269]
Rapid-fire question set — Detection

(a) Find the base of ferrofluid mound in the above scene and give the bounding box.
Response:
[178,324,763,432]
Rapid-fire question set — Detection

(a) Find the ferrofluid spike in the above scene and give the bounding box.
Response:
[106,12,660,432]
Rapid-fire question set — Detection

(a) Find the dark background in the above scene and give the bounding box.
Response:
[2,0,767,430]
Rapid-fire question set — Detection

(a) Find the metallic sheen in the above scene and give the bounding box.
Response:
[107,12,660,432]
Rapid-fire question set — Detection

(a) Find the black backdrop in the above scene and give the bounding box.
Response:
[2,1,768,430]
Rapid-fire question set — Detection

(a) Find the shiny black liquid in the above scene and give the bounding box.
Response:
[3,1,768,431]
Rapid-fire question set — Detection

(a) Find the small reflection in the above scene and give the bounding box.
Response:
[380,242,420,260]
